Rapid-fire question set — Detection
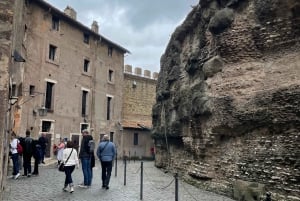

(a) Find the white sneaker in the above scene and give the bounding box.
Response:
[70,186,74,193]
[62,186,68,192]
[78,184,88,188]
[14,173,20,179]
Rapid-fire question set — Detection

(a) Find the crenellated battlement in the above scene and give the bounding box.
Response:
[124,64,158,80]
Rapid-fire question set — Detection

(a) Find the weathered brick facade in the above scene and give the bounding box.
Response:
[0,0,25,197]
[121,66,157,158]
[153,0,300,200]
[6,0,128,159]
[0,1,14,197]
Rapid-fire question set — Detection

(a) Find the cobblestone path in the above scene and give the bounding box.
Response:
[3,160,234,201]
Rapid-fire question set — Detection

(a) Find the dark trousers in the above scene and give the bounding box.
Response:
[100,160,113,187]
[33,157,39,174]
[64,165,75,187]
[23,154,32,175]
[11,153,19,175]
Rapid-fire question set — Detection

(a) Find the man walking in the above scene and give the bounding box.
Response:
[38,133,48,164]
[78,129,93,188]
[22,130,33,177]
[96,135,116,189]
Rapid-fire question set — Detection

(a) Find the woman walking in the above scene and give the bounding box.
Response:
[10,132,20,179]
[62,141,79,193]
[57,138,65,166]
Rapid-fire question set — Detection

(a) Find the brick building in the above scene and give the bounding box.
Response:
[7,0,129,159]
[121,65,158,159]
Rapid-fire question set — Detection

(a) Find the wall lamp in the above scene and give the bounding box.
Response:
[12,50,26,62]
[38,106,47,116]
[132,80,137,88]
[9,96,19,105]
[16,91,47,116]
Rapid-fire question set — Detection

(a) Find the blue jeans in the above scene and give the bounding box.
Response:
[81,158,92,186]
[41,149,45,162]
[11,153,19,175]
[64,165,75,186]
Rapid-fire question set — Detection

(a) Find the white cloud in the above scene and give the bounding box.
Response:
[46,0,199,72]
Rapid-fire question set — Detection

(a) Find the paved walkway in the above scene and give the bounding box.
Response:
[3,159,234,201]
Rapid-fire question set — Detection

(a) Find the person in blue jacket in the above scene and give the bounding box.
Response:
[96,135,116,189]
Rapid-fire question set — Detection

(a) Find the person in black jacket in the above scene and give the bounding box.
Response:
[21,130,34,177]
[32,139,41,175]
[38,133,48,164]
[78,129,93,188]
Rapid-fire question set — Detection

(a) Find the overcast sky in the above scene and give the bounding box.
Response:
[45,0,199,73]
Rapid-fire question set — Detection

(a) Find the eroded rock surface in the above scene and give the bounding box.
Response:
[153,0,300,200]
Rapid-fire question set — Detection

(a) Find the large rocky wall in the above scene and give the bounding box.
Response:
[0,0,14,199]
[152,0,300,200]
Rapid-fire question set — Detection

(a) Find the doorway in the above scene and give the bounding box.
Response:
[70,133,80,153]
[45,133,51,157]
[41,120,54,158]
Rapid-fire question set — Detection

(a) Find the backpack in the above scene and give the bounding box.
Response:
[88,140,95,153]
[17,143,23,154]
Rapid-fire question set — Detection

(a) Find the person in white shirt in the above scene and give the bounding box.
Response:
[10,132,20,179]
[62,141,79,193]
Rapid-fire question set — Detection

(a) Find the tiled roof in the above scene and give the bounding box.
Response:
[33,0,130,53]
[122,120,152,130]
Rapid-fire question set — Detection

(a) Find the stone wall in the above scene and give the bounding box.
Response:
[0,0,14,198]
[123,70,157,121]
[121,68,157,158]
[153,0,300,200]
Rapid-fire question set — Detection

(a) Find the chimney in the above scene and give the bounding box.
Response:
[91,21,99,33]
[64,6,76,20]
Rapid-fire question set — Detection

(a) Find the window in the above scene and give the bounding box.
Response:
[29,85,35,96]
[107,96,112,120]
[110,132,114,142]
[82,90,88,117]
[108,46,113,57]
[42,121,52,132]
[80,123,89,132]
[84,59,89,72]
[83,33,89,44]
[108,70,113,82]
[133,133,138,145]
[18,83,22,96]
[45,82,54,110]
[52,16,59,31]
[11,83,16,97]
[49,45,56,61]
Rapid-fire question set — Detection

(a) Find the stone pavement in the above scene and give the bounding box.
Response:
[3,159,234,201]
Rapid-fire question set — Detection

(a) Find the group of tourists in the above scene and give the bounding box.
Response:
[9,130,47,179]
[9,129,116,194]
